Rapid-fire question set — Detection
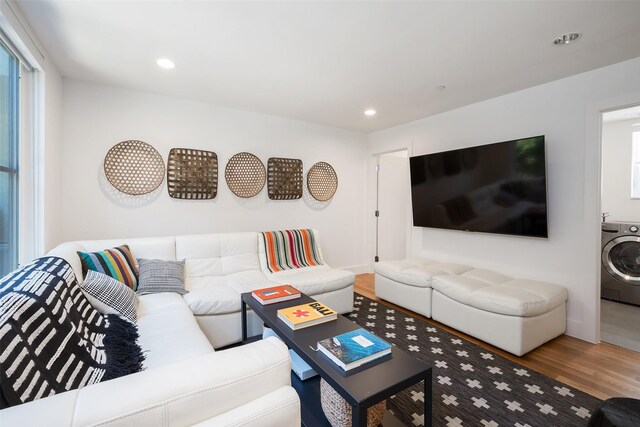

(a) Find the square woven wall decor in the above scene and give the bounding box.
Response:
[167,148,218,199]
[267,157,303,200]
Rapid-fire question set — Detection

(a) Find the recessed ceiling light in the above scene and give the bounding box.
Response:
[553,33,581,46]
[156,58,175,69]
[364,109,376,116]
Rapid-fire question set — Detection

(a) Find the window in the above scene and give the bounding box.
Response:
[633,129,640,199]
[0,40,19,277]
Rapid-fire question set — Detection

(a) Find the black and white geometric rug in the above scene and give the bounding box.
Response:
[347,294,601,427]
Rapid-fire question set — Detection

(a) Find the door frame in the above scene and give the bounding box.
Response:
[587,95,640,343]
[368,148,411,272]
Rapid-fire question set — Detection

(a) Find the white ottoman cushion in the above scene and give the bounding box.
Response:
[433,269,568,317]
[374,258,473,288]
[462,268,512,284]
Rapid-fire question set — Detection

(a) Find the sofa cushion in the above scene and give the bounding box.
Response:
[432,269,568,317]
[374,257,473,288]
[137,259,187,295]
[137,293,213,368]
[78,244,139,290]
[266,265,354,296]
[176,232,260,275]
[183,270,274,315]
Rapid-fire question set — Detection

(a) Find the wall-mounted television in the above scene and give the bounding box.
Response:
[409,135,548,238]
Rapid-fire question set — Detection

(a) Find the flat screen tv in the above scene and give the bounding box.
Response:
[409,135,548,238]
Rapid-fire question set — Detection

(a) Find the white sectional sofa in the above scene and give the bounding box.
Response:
[48,230,354,349]
[375,257,568,356]
[1,229,353,426]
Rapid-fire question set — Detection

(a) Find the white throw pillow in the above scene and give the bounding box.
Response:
[81,270,139,323]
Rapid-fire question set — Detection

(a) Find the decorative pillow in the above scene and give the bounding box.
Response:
[260,229,324,273]
[78,245,138,290]
[136,259,187,295]
[81,270,139,323]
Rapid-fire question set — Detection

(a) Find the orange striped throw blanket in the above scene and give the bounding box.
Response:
[260,229,324,273]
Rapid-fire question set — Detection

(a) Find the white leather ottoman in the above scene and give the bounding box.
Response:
[432,269,568,356]
[374,258,473,317]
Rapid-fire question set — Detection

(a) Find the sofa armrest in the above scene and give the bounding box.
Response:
[0,337,294,427]
[192,387,300,427]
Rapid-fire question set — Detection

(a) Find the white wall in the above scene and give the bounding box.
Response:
[42,65,63,252]
[368,57,640,343]
[602,118,640,222]
[61,79,368,271]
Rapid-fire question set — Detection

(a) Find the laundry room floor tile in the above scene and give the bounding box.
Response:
[601,299,640,352]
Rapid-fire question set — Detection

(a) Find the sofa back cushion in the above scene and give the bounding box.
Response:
[176,232,261,278]
[258,229,324,274]
[77,237,177,262]
[47,241,86,282]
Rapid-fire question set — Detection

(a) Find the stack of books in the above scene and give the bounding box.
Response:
[277,301,337,330]
[252,285,301,305]
[289,350,318,380]
[317,328,392,371]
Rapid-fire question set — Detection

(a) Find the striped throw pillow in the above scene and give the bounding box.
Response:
[260,229,324,273]
[78,245,138,290]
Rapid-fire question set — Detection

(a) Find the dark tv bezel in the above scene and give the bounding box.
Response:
[409,135,549,239]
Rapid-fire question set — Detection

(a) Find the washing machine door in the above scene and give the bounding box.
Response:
[602,236,640,284]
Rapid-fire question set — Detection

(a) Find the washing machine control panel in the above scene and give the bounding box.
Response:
[630,225,639,233]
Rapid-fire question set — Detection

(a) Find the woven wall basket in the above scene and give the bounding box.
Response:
[103,140,165,195]
[267,157,303,200]
[225,152,266,198]
[307,161,338,201]
[320,379,386,427]
[167,148,218,200]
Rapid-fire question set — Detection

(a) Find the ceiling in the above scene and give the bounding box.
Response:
[17,1,640,133]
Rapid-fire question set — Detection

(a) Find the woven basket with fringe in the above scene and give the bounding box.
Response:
[320,378,386,427]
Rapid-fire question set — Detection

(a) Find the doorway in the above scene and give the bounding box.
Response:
[599,105,640,352]
[374,150,410,263]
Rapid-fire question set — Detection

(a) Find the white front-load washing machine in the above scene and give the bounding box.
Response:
[601,222,640,306]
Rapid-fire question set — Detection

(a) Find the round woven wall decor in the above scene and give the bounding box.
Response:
[307,161,338,201]
[104,140,165,195]
[225,152,266,198]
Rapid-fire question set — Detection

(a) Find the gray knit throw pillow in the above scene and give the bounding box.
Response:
[136,259,188,295]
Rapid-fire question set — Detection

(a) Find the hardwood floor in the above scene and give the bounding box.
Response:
[354,273,640,401]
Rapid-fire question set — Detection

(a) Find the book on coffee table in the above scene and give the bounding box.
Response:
[317,328,392,371]
[277,301,337,330]
[252,285,301,305]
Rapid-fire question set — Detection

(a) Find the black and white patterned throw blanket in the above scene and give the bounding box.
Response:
[0,257,145,408]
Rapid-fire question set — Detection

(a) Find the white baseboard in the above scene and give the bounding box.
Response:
[566,318,596,344]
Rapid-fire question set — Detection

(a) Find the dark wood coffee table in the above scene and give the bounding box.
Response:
[241,292,432,427]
